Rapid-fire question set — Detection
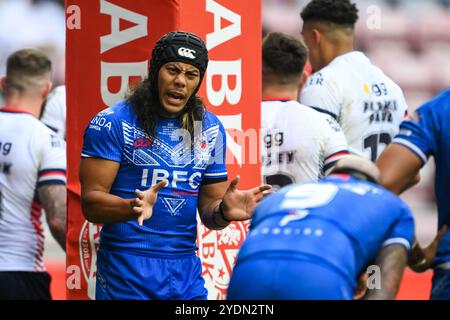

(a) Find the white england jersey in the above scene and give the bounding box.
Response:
[261,99,348,190]
[0,108,66,272]
[41,85,66,140]
[300,51,408,161]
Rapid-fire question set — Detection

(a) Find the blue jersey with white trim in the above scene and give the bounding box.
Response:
[82,101,227,257]
[237,176,414,287]
[393,89,450,266]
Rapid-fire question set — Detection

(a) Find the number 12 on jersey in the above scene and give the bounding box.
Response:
[364,132,392,161]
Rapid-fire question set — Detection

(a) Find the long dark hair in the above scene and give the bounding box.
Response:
[126,78,205,138]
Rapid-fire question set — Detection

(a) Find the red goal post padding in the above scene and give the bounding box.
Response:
[66,0,261,300]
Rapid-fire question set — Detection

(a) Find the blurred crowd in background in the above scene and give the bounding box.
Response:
[0,0,446,256]
[0,0,65,91]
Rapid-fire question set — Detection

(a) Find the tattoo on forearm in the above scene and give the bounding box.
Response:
[38,184,67,251]
[365,245,407,300]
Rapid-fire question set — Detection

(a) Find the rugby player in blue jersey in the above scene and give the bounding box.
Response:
[227,156,414,300]
[377,89,450,300]
[79,31,271,300]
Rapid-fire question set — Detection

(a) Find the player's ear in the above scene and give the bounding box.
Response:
[312,28,321,46]
[42,81,53,99]
[298,69,309,93]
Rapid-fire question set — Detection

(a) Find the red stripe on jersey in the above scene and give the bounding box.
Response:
[30,200,45,272]
[0,107,34,115]
[39,171,66,178]
[325,151,350,162]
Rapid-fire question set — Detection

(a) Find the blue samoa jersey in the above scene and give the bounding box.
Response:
[393,89,450,267]
[237,176,414,287]
[82,101,227,257]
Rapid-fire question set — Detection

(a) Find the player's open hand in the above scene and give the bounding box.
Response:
[133,180,168,226]
[409,225,448,272]
[221,175,272,222]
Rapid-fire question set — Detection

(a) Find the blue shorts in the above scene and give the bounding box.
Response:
[95,248,207,300]
[227,255,353,300]
[430,267,450,300]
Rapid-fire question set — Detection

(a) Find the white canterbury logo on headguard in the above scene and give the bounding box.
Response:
[178,47,196,59]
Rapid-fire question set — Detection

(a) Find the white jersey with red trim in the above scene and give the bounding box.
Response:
[300,51,408,161]
[0,108,66,272]
[261,99,348,190]
[40,85,66,140]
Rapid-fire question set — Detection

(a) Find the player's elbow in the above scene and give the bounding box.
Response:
[80,193,100,223]
[47,217,65,237]
[379,172,420,195]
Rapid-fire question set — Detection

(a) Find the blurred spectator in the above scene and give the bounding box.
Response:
[0,0,65,85]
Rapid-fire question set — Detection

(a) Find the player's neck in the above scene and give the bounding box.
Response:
[4,95,43,118]
[323,44,354,67]
[262,86,298,101]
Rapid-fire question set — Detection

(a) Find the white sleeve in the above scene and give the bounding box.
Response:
[300,71,342,120]
[36,130,66,187]
[320,115,349,172]
[41,86,66,140]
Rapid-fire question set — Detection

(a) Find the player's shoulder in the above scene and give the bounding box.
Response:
[362,55,405,93]
[92,100,132,122]
[47,85,66,102]
[295,102,341,128]
[44,85,66,111]
[202,109,223,129]
[364,180,410,210]
[5,111,55,136]
[16,115,63,149]
[304,65,338,89]
[26,117,57,139]
[418,88,450,115]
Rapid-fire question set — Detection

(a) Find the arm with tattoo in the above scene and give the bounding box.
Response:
[364,244,408,300]
[38,184,66,251]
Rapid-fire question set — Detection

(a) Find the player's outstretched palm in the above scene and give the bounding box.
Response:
[133,180,168,226]
[221,175,272,221]
[409,225,448,272]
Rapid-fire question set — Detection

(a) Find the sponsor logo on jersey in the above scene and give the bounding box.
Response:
[363,83,371,95]
[326,117,343,133]
[133,138,152,148]
[162,197,187,216]
[89,116,112,131]
[308,72,324,86]
[51,135,62,148]
[363,100,399,124]
[177,47,196,59]
[97,108,115,116]
[398,128,413,137]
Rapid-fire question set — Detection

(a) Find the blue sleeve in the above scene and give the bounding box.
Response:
[392,105,436,165]
[202,117,227,185]
[81,108,124,162]
[383,202,415,252]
